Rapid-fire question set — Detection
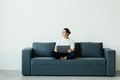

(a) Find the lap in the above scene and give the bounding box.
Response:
[50,51,76,59]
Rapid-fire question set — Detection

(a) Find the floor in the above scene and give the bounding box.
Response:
[0,70,120,80]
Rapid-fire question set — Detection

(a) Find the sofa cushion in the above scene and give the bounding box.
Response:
[31,57,61,66]
[33,42,55,57]
[75,43,81,57]
[31,57,106,66]
[80,42,103,57]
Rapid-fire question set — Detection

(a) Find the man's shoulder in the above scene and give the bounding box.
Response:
[69,38,74,42]
[56,38,62,42]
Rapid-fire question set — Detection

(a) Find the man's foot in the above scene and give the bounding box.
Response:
[60,56,67,60]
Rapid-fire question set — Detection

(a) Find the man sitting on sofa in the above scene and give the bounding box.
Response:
[50,28,76,60]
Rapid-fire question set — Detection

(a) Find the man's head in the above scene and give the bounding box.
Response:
[62,28,71,38]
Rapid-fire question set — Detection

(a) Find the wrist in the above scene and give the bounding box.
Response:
[68,49,71,53]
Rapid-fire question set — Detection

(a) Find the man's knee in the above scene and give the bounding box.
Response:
[67,52,76,59]
[50,51,61,59]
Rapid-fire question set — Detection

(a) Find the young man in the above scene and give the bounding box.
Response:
[50,28,75,60]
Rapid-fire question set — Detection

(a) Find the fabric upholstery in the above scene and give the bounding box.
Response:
[32,42,55,57]
[104,48,116,76]
[22,48,33,75]
[31,66,106,76]
[31,57,106,66]
[80,42,103,57]
[31,57,106,76]
[75,43,81,57]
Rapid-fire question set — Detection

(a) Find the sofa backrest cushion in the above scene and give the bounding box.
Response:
[80,42,103,57]
[75,43,81,57]
[33,42,55,57]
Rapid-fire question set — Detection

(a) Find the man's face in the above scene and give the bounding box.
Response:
[62,30,69,37]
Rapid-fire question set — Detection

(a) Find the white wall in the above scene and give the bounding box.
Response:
[0,0,120,70]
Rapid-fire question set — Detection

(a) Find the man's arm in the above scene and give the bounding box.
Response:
[54,46,57,52]
[68,48,75,53]
[68,39,75,53]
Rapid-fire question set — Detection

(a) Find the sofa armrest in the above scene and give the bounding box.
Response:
[22,47,33,76]
[104,48,116,76]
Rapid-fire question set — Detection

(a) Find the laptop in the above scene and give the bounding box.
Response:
[57,46,70,53]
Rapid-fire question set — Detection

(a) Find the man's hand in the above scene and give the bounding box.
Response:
[68,49,72,53]
[68,48,75,53]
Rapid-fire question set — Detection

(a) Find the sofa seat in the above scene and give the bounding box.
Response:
[31,57,106,66]
[31,57,106,75]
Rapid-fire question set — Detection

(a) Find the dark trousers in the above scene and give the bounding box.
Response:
[50,51,76,59]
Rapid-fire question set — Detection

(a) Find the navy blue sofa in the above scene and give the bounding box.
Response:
[22,42,116,76]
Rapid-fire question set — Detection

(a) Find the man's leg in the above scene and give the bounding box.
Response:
[50,51,61,59]
[67,52,76,59]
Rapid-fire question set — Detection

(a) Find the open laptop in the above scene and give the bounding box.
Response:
[57,46,70,53]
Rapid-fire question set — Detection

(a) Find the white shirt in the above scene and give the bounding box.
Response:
[55,37,75,49]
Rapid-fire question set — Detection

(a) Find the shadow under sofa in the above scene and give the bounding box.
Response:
[22,42,116,76]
